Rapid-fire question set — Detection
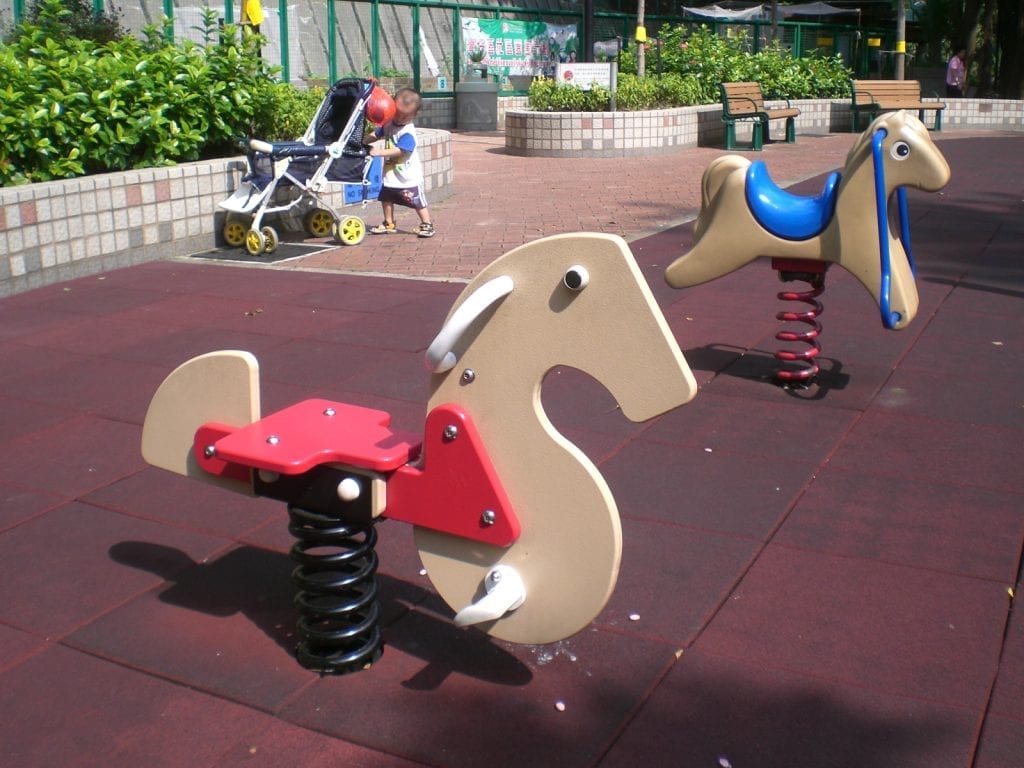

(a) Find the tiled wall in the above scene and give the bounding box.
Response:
[1,130,453,297]
[505,98,1024,157]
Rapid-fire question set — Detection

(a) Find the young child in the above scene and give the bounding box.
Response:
[364,88,434,238]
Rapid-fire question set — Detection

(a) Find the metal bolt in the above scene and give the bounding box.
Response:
[481,509,496,526]
[461,369,476,384]
[203,445,216,458]
[443,424,459,441]
[488,569,502,584]
[323,407,336,417]
[266,435,280,445]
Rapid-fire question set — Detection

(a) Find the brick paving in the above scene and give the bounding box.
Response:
[274,130,862,281]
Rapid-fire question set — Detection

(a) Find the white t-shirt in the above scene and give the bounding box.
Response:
[375,121,423,189]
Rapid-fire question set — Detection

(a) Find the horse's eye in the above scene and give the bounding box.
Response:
[890,141,911,160]
[563,265,589,291]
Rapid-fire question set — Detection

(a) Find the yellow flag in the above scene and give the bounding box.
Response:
[243,0,264,25]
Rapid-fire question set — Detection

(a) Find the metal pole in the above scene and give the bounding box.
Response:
[895,0,906,79]
[636,0,645,77]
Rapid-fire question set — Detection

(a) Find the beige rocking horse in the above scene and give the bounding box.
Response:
[665,110,951,330]
[142,233,697,671]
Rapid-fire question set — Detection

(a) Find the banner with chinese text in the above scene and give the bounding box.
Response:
[461,18,579,78]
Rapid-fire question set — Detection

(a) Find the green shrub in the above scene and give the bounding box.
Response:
[619,25,853,101]
[527,76,610,112]
[253,83,328,140]
[0,0,278,186]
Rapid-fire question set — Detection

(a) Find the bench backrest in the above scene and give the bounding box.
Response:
[851,79,923,105]
[720,82,766,115]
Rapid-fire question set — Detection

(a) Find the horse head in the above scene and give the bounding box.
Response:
[417,233,697,644]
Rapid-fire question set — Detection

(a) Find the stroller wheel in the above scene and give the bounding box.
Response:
[245,229,266,256]
[304,209,336,239]
[335,216,366,246]
[223,218,248,248]
[261,226,279,254]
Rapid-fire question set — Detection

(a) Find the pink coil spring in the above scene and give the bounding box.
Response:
[771,260,827,385]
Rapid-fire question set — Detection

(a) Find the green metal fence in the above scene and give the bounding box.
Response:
[1,0,893,92]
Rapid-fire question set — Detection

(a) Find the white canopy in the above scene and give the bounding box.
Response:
[682,3,860,21]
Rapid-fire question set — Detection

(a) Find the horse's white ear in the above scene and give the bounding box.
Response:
[425,275,515,373]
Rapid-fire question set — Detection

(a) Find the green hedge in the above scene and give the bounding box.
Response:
[0,0,312,187]
[529,24,852,112]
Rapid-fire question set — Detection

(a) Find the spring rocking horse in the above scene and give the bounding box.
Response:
[665,110,951,383]
[142,233,698,673]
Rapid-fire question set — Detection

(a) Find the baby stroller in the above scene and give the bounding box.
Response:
[219,78,384,255]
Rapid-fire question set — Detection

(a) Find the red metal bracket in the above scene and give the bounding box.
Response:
[387,403,520,548]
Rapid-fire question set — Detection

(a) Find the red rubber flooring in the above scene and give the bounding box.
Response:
[0,134,1021,767]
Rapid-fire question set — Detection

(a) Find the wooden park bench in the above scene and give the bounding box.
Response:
[719,82,800,151]
[850,79,946,132]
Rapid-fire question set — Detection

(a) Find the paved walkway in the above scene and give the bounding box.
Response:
[226,131,864,280]
[0,129,1022,768]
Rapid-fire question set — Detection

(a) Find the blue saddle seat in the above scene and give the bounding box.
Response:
[744,161,841,241]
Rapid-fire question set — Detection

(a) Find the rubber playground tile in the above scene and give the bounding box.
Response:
[109,323,291,369]
[873,365,1024,429]
[0,415,146,499]
[0,302,76,340]
[826,410,1024,495]
[774,467,1024,583]
[694,545,1008,710]
[973,713,1024,768]
[640,389,859,460]
[0,393,79,442]
[252,336,393,392]
[0,644,319,768]
[598,649,980,768]
[7,311,183,359]
[0,353,171,425]
[332,347,435,404]
[600,437,820,540]
[0,500,228,637]
[282,275,454,314]
[212,717,431,768]
[329,307,443,353]
[113,290,367,341]
[539,366,664,442]
[67,542,316,709]
[987,601,1024,721]
[0,622,47,674]
[0,482,63,532]
[26,282,172,317]
[81,466,283,539]
[596,517,760,646]
[280,607,679,768]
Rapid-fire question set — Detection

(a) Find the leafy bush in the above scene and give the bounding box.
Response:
[11,0,126,45]
[0,0,279,186]
[528,24,853,112]
[252,83,327,140]
[620,25,852,100]
[527,76,610,112]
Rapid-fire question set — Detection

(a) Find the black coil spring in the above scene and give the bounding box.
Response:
[288,504,382,674]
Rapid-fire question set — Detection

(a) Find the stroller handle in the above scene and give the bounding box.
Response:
[249,139,331,159]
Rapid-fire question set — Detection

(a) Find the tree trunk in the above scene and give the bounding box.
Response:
[995,0,1024,97]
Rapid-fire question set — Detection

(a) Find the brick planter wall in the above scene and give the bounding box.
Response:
[0,129,453,297]
[504,97,1024,157]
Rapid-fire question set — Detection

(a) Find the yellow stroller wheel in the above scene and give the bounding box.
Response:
[304,208,335,238]
[245,229,266,256]
[261,226,279,254]
[223,218,248,247]
[335,216,366,246]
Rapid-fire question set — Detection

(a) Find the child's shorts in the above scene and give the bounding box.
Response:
[380,185,428,211]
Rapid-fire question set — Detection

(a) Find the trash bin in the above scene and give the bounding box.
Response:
[456,81,499,131]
